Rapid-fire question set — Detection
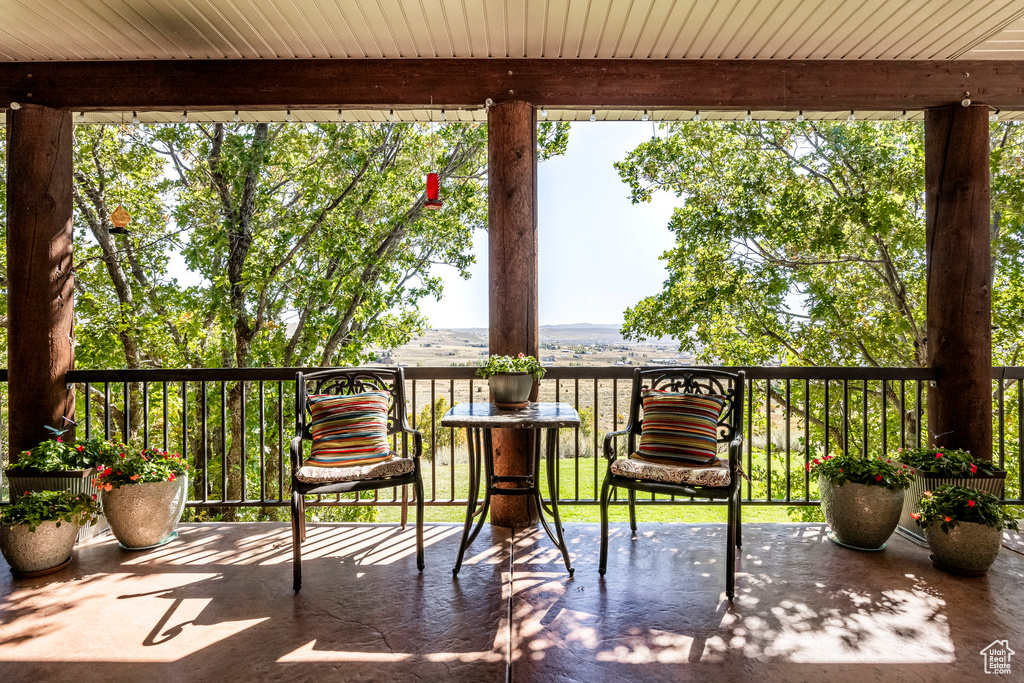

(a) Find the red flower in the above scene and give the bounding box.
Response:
[91,494,97,500]
[875,475,883,481]
[944,516,952,522]
[936,453,942,459]
[168,474,176,481]
[518,352,525,358]
[923,490,932,497]
[968,500,976,507]
[910,513,921,520]
[119,453,125,459]
[806,463,812,472]
[56,437,62,442]
[76,445,85,452]
[970,464,977,474]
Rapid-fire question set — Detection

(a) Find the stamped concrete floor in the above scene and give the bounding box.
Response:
[2,522,1023,682]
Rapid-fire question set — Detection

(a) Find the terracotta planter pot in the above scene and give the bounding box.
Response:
[925,521,1003,574]
[894,463,1006,544]
[4,467,108,544]
[819,476,905,550]
[102,476,187,549]
[489,372,535,408]
[0,520,79,575]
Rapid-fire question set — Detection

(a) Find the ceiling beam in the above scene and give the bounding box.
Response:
[2,59,1023,111]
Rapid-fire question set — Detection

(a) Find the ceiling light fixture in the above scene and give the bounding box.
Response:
[641,110,649,122]
[589,110,597,122]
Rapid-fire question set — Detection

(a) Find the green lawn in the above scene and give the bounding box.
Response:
[371,458,811,524]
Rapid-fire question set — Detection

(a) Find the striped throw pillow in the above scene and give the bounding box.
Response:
[637,390,727,465]
[305,392,392,468]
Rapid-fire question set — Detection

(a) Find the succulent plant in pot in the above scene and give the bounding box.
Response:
[95,447,189,550]
[0,490,102,576]
[476,353,547,409]
[809,453,914,550]
[914,485,1018,575]
[891,447,1006,544]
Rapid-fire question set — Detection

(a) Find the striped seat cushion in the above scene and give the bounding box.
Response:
[305,392,392,468]
[637,390,727,465]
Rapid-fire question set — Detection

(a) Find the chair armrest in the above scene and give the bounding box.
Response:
[289,435,304,474]
[402,426,423,460]
[728,436,747,481]
[603,429,631,462]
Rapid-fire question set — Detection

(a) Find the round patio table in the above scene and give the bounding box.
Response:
[441,402,580,576]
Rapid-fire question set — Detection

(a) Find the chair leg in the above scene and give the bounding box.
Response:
[299,494,307,543]
[599,475,613,575]
[726,488,736,600]
[291,490,303,592]
[735,488,742,548]
[414,469,425,572]
[627,488,638,533]
[400,484,409,530]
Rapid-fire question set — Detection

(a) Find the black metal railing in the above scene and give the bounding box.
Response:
[1,366,1022,507]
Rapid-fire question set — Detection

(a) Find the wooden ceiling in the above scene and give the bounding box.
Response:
[0,0,1021,62]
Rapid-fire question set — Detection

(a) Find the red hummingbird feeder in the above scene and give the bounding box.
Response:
[425,172,443,209]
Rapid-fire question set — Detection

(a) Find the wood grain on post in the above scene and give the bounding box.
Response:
[488,101,539,527]
[925,104,992,461]
[7,103,76,458]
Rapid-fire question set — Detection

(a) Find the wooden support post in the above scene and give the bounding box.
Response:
[6,104,75,458]
[488,101,539,527]
[925,104,992,461]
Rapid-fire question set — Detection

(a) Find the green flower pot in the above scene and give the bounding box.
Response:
[819,476,905,550]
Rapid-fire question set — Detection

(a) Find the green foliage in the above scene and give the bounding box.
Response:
[893,447,1003,477]
[476,354,547,380]
[8,436,119,472]
[616,120,1024,368]
[1,491,102,531]
[415,396,464,463]
[915,485,1019,533]
[809,453,913,490]
[94,447,188,488]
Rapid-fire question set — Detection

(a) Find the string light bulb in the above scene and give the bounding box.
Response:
[232,110,240,122]
[898,110,907,122]
[990,109,1000,122]
[744,110,752,122]
[641,110,649,122]
[589,110,597,122]
[336,109,343,122]
[846,110,856,122]
[180,111,189,124]
[796,110,804,122]
[693,110,701,122]
[285,109,294,122]
[131,111,139,125]
[439,109,446,121]
[540,107,547,118]
[387,109,395,122]
[75,112,86,124]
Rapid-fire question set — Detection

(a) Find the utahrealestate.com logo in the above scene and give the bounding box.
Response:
[980,640,1015,675]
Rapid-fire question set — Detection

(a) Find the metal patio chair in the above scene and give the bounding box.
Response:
[599,367,745,599]
[290,367,424,591]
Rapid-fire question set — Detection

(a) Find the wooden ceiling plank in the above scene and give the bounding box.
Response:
[375,0,419,57]
[690,0,746,59]
[628,0,676,58]
[524,0,547,57]
[577,0,613,58]
[746,0,807,59]
[798,0,873,59]
[712,0,778,59]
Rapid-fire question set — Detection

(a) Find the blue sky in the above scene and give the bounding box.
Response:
[419,122,681,329]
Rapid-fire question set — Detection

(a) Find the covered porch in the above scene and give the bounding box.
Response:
[3,521,1023,681]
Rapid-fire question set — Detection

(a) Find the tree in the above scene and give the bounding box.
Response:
[616,120,1024,368]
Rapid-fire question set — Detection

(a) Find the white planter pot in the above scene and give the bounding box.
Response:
[0,520,80,575]
[489,373,535,407]
[102,476,187,549]
[926,521,1003,574]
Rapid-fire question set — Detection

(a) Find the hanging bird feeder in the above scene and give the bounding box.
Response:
[109,205,131,234]
[425,172,443,209]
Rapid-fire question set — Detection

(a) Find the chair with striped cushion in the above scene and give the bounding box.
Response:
[290,367,424,591]
[599,367,745,599]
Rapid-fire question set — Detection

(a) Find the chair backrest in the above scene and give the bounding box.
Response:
[295,367,409,444]
[623,367,746,455]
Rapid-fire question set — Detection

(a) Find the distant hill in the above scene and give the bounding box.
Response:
[438,323,676,345]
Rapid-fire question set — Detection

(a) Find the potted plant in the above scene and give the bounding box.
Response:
[475,353,547,409]
[891,447,1006,543]
[6,433,121,544]
[809,453,913,550]
[914,485,1018,575]
[0,490,102,576]
[95,447,189,550]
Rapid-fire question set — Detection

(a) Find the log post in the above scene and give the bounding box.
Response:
[925,104,991,460]
[488,101,539,527]
[6,103,76,459]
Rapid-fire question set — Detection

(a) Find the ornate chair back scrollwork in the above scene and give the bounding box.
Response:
[289,367,424,591]
[600,367,745,600]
